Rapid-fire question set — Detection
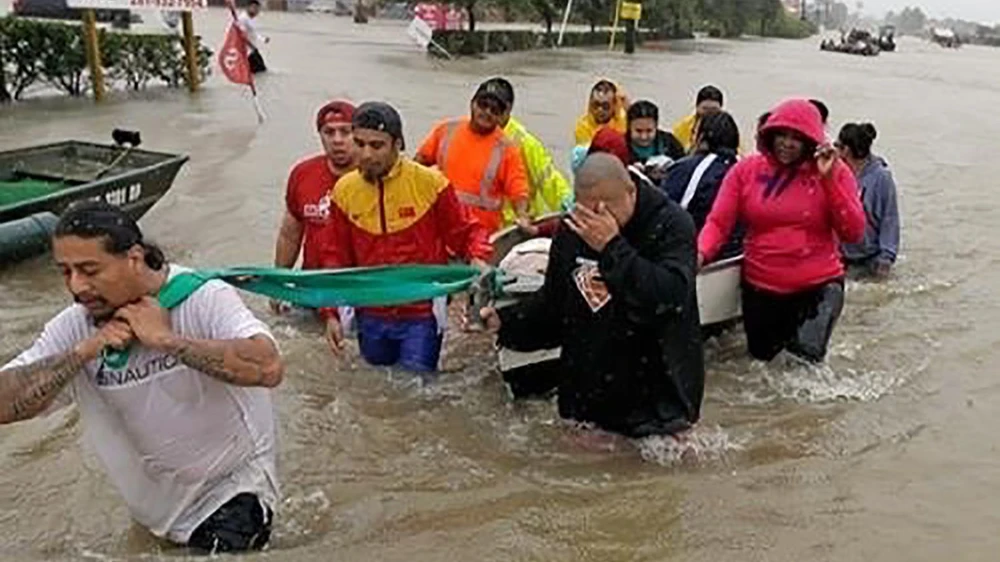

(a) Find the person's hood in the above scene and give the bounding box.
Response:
[584,78,628,117]
[588,127,631,166]
[758,98,826,155]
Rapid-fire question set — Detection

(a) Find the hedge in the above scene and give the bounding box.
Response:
[755,12,817,40]
[0,16,212,102]
[430,28,675,57]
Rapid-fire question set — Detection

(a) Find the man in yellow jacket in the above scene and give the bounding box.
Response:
[574,79,628,146]
[480,77,573,227]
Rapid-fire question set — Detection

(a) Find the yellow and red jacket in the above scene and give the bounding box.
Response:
[319,157,492,320]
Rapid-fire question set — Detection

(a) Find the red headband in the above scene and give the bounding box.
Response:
[316,100,355,131]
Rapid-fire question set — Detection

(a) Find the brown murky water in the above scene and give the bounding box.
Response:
[2,11,1000,561]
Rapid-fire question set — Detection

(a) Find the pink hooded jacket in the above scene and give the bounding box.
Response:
[698,99,865,294]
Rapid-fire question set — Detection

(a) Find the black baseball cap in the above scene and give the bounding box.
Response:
[473,78,514,110]
[352,101,405,150]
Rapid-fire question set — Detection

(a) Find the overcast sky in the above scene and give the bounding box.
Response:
[860,0,1000,24]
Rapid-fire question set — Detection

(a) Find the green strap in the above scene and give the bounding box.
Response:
[100,265,492,370]
[165,264,485,309]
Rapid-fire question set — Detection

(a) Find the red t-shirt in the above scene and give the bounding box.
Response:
[285,154,341,269]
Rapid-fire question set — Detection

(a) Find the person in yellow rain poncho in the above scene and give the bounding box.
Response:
[672,85,725,152]
[477,78,573,227]
[574,79,629,146]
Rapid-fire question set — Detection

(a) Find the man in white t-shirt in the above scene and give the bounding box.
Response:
[238,0,269,74]
[0,201,283,554]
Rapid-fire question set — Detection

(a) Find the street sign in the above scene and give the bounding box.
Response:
[406,16,433,49]
[619,1,641,20]
[67,0,209,11]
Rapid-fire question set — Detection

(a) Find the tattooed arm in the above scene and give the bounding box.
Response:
[0,321,132,424]
[115,293,282,389]
[161,335,283,388]
[0,351,86,424]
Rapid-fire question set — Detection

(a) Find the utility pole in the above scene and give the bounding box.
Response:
[82,9,106,102]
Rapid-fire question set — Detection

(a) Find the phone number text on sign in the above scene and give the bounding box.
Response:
[129,0,207,9]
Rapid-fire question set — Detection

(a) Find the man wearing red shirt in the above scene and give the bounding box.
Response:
[274,100,357,275]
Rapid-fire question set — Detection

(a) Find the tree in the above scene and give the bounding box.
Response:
[579,0,609,33]
[896,6,926,34]
[530,0,558,35]
[703,0,751,37]
[757,0,782,35]
[829,1,847,28]
[659,0,700,37]
[0,21,10,104]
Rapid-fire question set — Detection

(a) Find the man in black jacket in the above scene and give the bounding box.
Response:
[484,153,705,438]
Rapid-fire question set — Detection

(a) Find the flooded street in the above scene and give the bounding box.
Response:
[3,10,1000,560]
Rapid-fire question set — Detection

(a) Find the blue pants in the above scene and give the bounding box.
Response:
[356,315,442,373]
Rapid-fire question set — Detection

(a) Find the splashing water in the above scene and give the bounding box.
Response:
[280,490,332,538]
[638,425,745,466]
[742,354,903,404]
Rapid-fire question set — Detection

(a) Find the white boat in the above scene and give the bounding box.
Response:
[490,213,743,379]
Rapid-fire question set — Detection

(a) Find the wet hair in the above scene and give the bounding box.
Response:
[696,111,740,153]
[696,85,724,107]
[757,111,771,132]
[838,122,878,160]
[55,200,165,270]
[627,100,659,124]
[809,99,830,124]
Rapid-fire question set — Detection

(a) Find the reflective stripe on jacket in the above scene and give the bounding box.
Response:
[501,118,572,226]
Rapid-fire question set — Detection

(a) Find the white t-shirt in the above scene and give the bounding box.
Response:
[2,265,279,544]
[237,11,262,50]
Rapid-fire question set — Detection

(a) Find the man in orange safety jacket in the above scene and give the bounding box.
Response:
[415,79,532,234]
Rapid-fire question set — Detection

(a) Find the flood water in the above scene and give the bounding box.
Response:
[3,10,1000,561]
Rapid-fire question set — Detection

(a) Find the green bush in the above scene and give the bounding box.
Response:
[755,12,817,39]
[0,17,45,100]
[104,32,212,91]
[38,20,89,96]
[0,16,212,102]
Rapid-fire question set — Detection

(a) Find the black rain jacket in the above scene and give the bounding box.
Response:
[498,179,705,438]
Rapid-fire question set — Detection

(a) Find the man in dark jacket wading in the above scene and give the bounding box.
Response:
[482,153,705,438]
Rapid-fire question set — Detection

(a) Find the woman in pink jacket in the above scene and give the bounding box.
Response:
[698,99,866,363]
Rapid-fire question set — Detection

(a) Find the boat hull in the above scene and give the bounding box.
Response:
[0,140,187,264]
[0,141,187,225]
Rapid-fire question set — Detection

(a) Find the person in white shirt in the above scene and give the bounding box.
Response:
[0,201,283,554]
[238,0,269,73]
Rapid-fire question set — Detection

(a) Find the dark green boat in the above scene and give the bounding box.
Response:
[0,133,187,264]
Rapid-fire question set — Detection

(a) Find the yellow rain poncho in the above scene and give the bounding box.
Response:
[502,117,573,226]
[573,79,629,146]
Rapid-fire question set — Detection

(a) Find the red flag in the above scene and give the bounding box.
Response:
[218,23,252,86]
